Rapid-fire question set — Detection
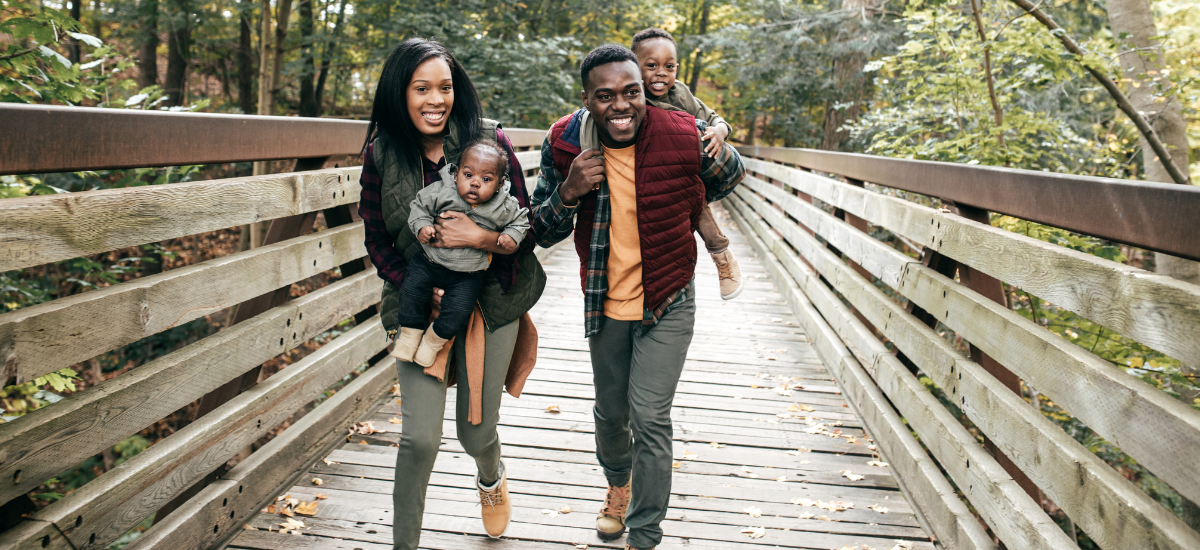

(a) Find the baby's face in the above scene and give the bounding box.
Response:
[455,147,503,205]
[636,38,677,99]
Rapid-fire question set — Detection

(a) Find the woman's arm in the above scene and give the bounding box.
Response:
[358,142,408,287]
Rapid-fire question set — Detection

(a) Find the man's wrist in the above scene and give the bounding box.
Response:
[558,187,580,208]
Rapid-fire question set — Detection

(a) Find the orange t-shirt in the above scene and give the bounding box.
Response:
[602,144,643,320]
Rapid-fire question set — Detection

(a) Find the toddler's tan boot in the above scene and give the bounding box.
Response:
[477,463,511,538]
[389,327,423,363]
[712,249,743,300]
[413,330,449,367]
[596,479,632,541]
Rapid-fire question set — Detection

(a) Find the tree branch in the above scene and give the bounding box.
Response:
[0,46,38,61]
[1006,0,1190,185]
[970,0,1007,153]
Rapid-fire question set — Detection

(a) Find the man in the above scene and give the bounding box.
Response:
[530,44,744,550]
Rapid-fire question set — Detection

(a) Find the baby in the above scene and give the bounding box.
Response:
[632,27,743,300]
[391,139,530,367]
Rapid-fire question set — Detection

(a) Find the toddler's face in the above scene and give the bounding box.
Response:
[455,147,503,205]
[636,38,677,99]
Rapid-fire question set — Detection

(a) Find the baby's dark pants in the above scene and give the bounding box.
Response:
[396,253,485,339]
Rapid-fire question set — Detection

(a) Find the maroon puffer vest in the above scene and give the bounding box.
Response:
[549,106,704,310]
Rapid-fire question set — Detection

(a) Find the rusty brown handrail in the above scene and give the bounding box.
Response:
[738,145,1200,262]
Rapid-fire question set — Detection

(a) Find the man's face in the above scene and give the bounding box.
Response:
[582,60,646,147]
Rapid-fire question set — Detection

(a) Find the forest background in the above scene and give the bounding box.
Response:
[2,0,1199,547]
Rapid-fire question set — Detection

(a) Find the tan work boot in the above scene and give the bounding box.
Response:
[712,249,743,300]
[596,479,632,541]
[413,329,449,367]
[476,463,511,538]
[389,327,423,362]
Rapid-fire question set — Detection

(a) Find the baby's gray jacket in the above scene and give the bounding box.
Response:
[407,164,530,273]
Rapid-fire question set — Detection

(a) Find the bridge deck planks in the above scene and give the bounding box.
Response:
[227,204,935,550]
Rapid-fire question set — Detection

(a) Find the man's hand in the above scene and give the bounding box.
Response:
[417,225,437,244]
[497,234,518,253]
[559,148,605,206]
[702,124,730,158]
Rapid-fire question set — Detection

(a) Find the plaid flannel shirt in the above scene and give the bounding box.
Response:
[531,110,745,337]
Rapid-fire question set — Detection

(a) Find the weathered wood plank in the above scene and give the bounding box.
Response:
[15,316,388,550]
[746,156,1200,374]
[732,191,1200,550]
[124,355,397,550]
[0,167,362,272]
[727,198,997,550]
[0,269,380,508]
[0,223,367,385]
[735,182,1200,508]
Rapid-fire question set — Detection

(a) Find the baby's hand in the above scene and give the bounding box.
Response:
[418,225,437,244]
[497,234,518,253]
[702,124,731,158]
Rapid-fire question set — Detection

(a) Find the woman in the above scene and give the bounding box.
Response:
[358,38,546,549]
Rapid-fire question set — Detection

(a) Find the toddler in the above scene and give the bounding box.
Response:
[632,27,743,300]
[391,139,530,367]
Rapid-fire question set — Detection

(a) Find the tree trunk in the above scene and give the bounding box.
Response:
[297,0,317,117]
[164,0,190,106]
[314,0,347,113]
[687,0,710,90]
[270,0,294,113]
[90,0,101,38]
[237,1,254,113]
[1104,0,1198,286]
[821,0,872,151]
[137,0,158,89]
[67,0,81,64]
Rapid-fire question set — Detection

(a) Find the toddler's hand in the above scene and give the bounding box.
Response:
[702,124,731,158]
[497,234,518,253]
[417,225,437,244]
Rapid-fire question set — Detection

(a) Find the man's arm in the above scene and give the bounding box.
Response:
[530,134,578,247]
[697,121,745,202]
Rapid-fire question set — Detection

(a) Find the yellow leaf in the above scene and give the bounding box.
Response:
[545,404,561,413]
[709,442,725,448]
[672,461,681,469]
[391,383,402,396]
[294,500,319,516]
[388,417,403,424]
[840,470,864,482]
[744,506,763,517]
[557,506,572,514]
[314,493,328,500]
[311,478,323,485]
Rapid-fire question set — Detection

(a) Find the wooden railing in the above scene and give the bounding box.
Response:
[728,145,1200,550]
[0,104,544,550]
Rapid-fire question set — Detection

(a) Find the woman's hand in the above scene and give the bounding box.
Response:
[429,211,486,249]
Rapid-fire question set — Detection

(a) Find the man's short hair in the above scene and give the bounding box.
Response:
[580,44,639,89]
[631,27,676,52]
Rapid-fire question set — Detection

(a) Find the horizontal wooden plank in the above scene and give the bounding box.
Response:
[744,157,1200,369]
[124,354,397,550]
[0,166,361,272]
[738,145,1200,262]
[727,198,998,550]
[731,191,1200,549]
[735,182,1200,508]
[503,128,548,150]
[0,223,367,385]
[514,150,542,173]
[0,270,380,529]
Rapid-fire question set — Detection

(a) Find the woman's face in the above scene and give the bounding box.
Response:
[407,57,455,137]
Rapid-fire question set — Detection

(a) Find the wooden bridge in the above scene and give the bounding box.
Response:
[1,103,1199,550]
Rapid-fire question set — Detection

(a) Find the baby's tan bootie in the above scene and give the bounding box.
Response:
[389,327,423,363]
[413,330,450,367]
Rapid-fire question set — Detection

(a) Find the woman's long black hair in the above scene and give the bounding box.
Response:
[364,38,483,168]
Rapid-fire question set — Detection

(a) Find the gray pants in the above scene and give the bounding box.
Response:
[392,318,518,550]
[589,292,696,549]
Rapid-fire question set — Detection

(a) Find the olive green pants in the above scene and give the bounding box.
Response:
[391,319,518,550]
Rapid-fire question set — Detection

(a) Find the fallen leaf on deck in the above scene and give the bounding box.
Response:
[799,460,810,464]
[294,501,319,516]
[890,542,915,550]
[681,450,699,460]
[799,512,815,519]
[791,498,816,506]
[348,421,387,435]
[358,439,368,445]
[775,476,787,482]
[709,442,726,448]
[868,460,888,468]
[776,413,793,419]
[322,458,336,465]
[391,383,402,396]
[541,509,559,518]
[786,450,801,456]
[766,418,780,424]
[841,470,865,482]
[545,404,561,413]
[558,506,572,514]
[819,500,853,512]
[740,526,766,539]
[744,506,763,518]
[751,384,759,389]
[576,545,589,549]
[672,461,681,469]
[867,504,889,514]
[314,493,328,500]
[311,478,323,485]
[395,398,402,406]
[389,417,403,424]
[733,394,744,399]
